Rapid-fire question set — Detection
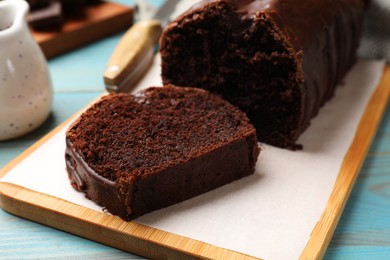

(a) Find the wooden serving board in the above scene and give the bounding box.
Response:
[31,1,134,59]
[0,65,389,259]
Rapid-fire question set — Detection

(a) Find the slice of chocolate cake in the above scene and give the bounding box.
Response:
[65,85,259,221]
[160,0,367,149]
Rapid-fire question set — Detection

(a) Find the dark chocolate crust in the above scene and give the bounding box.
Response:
[160,0,366,149]
[65,86,259,220]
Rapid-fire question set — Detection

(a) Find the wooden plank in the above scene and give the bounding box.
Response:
[0,183,256,259]
[31,1,134,59]
[0,66,389,259]
[300,66,390,259]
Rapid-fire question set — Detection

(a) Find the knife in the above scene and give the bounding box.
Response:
[104,0,181,93]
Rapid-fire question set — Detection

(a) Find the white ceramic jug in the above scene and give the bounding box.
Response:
[0,0,52,141]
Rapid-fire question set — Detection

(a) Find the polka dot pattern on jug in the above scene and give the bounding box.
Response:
[0,0,52,141]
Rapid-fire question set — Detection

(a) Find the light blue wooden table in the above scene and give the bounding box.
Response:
[1,0,389,259]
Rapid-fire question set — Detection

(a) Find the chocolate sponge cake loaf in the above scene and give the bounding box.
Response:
[65,85,259,220]
[160,0,367,149]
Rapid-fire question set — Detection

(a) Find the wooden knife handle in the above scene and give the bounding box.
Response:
[104,19,162,92]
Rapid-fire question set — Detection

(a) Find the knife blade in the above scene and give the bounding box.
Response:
[104,0,181,93]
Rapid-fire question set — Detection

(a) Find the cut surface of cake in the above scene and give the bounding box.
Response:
[65,85,259,220]
[160,0,367,149]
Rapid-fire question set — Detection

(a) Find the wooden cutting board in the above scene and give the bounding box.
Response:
[31,1,134,59]
[0,66,389,259]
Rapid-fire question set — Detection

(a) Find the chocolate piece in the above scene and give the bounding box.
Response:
[160,0,366,149]
[27,0,103,30]
[28,0,63,30]
[65,86,259,220]
[27,0,52,10]
[61,0,86,15]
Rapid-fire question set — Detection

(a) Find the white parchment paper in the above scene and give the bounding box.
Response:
[0,57,385,259]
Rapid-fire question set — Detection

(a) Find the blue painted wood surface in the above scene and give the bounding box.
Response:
[1,0,389,259]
